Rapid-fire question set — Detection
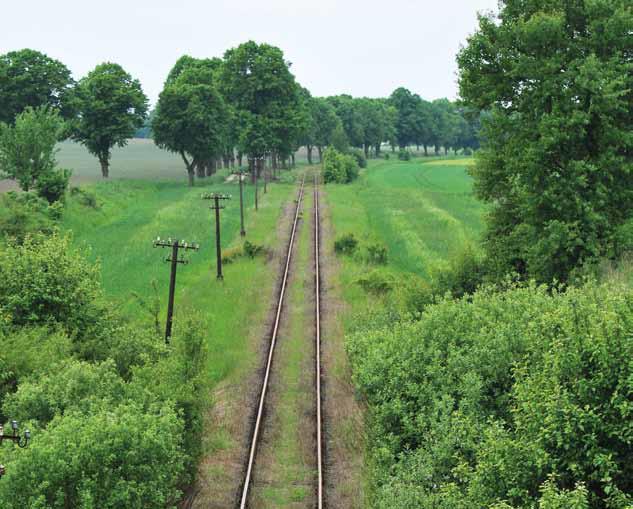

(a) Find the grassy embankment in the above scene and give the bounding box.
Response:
[60,164,298,390]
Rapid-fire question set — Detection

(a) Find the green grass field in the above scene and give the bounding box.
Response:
[325,156,486,309]
[60,169,297,386]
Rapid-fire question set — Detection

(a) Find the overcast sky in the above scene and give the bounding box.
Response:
[1,0,499,106]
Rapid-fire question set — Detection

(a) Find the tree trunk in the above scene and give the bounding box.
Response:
[99,155,109,178]
[444,147,448,155]
[249,158,256,183]
[424,145,429,156]
[238,153,243,167]
[307,146,313,165]
[187,169,194,187]
[291,154,295,168]
[196,161,205,178]
[374,144,381,157]
[364,144,369,158]
[272,153,278,170]
[223,154,230,168]
[317,146,323,162]
[206,159,216,177]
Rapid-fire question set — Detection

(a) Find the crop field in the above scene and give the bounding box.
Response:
[325,156,485,310]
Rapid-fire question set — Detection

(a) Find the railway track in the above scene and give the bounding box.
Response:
[238,172,324,509]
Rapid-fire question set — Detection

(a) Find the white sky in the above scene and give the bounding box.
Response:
[1,0,499,106]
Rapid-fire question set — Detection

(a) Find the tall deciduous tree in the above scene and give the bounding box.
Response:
[0,49,73,125]
[458,0,633,283]
[0,106,64,191]
[219,41,301,178]
[70,63,148,178]
[311,98,340,162]
[153,59,229,186]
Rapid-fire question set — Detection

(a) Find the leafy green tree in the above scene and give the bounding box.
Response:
[0,106,64,191]
[153,65,229,186]
[389,87,421,149]
[458,0,633,282]
[327,95,364,149]
[311,97,340,161]
[0,49,73,124]
[219,41,302,177]
[70,63,148,178]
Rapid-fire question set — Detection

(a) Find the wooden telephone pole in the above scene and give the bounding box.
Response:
[202,193,231,280]
[153,237,199,343]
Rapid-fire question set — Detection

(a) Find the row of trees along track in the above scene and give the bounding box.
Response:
[238,171,324,508]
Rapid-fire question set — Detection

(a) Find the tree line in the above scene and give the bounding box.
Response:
[0,44,481,190]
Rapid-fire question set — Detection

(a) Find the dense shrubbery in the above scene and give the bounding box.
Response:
[0,234,208,507]
[35,167,71,204]
[0,192,56,241]
[347,281,633,508]
[334,233,359,254]
[398,149,411,161]
[322,147,359,184]
[350,148,367,168]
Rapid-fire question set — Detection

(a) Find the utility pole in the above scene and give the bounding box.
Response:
[202,193,231,280]
[153,237,199,343]
[233,168,246,237]
[254,161,259,211]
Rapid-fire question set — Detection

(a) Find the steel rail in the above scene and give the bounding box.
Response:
[314,173,324,509]
[239,175,306,509]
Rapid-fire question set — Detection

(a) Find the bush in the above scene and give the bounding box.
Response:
[350,148,367,168]
[356,269,394,295]
[243,240,265,258]
[348,281,633,508]
[0,232,102,337]
[35,168,71,204]
[322,147,359,184]
[433,243,487,298]
[0,192,55,241]
[334,233,359,254]
[613,218,633,258]
[0,403,186,508]
[366,243,388,265]
[3,359,126,426]
[384,153,390,160]
[70,186,99,209]
[398,149,411,161]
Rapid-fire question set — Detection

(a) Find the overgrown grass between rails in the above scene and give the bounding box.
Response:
[59,171,298,385]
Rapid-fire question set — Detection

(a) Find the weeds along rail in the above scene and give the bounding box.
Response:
[238,175,307,509]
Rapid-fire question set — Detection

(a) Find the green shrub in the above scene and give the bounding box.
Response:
[70,186,99,209]
[347,282,633,508]
[366,243,389,265]
[384,153,390,160]
[350,148,367,168]
[3,359,126,426]
[322,147,359,184]
[0,403,186,508]
[334,233,359,254]
[243,240,265,258]
[35,168,71,204]
[356,269,394,295]
[0,232,102,337]
[433,243,487,298]
[613,218,633,258]
[0,192,55,241]
[398,149,411,161]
